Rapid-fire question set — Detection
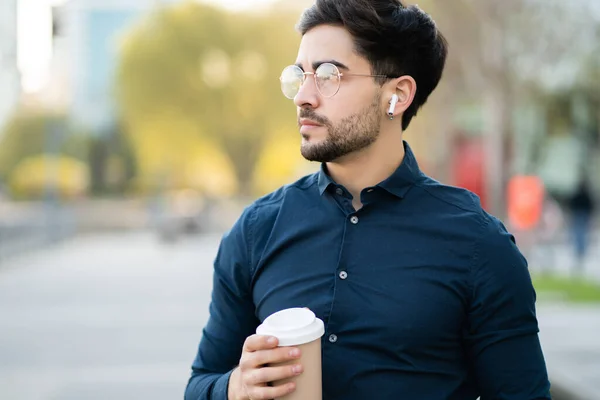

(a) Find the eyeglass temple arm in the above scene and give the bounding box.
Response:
[341,73,389,78]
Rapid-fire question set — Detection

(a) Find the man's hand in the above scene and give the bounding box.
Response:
[228,335,303,400]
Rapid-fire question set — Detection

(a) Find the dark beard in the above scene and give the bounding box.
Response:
[300,93,381,163]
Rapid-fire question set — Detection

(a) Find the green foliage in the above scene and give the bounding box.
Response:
[533,274,600,303]
[0,111,90,181]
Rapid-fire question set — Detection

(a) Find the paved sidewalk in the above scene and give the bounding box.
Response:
[0,229,597,399]
[537,304,600,399]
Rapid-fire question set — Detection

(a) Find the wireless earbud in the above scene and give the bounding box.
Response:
[388,94,399,118]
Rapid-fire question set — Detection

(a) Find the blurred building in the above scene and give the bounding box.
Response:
[50,0,179,135]
[0,0,20,133]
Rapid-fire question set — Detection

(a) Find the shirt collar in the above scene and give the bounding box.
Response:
[317,140,422,199]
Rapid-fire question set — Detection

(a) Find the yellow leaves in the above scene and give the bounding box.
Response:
[201,49,232,89]
[185,143,239,197]
[124,109,237,197]
[238,50,269,83]
[9,156,89,199]
[252,132,316,196]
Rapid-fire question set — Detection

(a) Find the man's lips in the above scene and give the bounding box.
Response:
[299,118,323,127]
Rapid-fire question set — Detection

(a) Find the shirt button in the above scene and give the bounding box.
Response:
[350,216,359,224]
[335,188,343,196]
[329,334,338,343]
[339,271,348,280]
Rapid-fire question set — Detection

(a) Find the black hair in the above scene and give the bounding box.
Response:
[297,0,448,130]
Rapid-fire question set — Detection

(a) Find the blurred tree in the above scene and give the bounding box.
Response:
[88,121,137,196]
[116,1,300,195]
[9,155,89,200]
[422,0,600,216]
[0,110,90,183]
[122,109,239,197]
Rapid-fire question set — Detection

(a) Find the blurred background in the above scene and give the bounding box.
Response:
[0,0,598,398]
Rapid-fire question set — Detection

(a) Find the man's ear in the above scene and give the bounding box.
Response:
[391,76,417,116]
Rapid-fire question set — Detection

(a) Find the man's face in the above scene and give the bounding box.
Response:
[293,25,384,163]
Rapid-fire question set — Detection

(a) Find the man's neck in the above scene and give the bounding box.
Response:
[325,131,406,209]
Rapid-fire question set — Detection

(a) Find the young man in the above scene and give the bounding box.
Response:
[185,1,551,399]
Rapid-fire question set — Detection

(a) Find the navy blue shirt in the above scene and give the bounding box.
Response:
[185,141,551,400]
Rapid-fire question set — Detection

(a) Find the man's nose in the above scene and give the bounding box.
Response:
[293,75,320,109]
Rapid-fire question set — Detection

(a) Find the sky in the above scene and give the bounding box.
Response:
[17,0,64,92]
[17,0,280,93]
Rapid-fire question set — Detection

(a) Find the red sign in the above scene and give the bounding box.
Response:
[507,176,545,231]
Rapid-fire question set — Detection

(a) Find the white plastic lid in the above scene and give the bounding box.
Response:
[256,308,325,347]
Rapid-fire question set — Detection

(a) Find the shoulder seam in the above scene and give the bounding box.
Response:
[413,180,482,215]
[252,173,318,209]
[245,174,317,277]
[247,206,257,277]
[469,212,490,305]
[413,179,488,306]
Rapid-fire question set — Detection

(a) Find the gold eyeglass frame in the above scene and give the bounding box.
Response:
[280,63,389,99]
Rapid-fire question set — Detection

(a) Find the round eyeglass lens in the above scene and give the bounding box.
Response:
[315,63,341,98]
[280,65,304,99]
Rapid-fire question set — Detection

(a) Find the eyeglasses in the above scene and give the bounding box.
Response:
[279,63,388,99]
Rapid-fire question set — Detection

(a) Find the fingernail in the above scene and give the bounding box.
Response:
[293,365,303,374]
[289,348,300,357]
[267,337,277,345]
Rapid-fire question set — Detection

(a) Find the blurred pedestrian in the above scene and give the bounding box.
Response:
[185,1,551,399]
[536,194,565,274]
[568,175,596,270]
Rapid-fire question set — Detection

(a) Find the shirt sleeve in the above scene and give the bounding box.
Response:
[465,215,551,400]
[185,206,261,400]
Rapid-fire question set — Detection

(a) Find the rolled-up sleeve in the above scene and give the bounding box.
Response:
[185,206,260,400]
[465,215,551,400]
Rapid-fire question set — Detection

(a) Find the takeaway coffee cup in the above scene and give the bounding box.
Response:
[256,308,325,400]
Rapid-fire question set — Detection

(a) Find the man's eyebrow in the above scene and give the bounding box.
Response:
[294,60,350,71]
